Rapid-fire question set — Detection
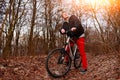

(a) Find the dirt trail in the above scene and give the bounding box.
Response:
[0,53,120,80]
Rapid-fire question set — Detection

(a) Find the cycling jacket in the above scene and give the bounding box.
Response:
[61,15,84,38]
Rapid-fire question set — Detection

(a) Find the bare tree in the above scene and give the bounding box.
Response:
[2,0,23,58]
[28,0,37,55]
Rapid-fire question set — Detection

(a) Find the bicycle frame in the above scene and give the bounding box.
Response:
[65,36,78,60]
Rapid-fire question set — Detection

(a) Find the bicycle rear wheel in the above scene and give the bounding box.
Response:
[46,48,71,78]
[74,49,81,69]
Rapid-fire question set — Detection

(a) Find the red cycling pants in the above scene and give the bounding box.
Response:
[65,37,87,69]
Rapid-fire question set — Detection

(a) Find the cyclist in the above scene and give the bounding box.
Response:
[60,12,88,74]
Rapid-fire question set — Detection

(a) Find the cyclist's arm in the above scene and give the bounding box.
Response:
[60,22,69,34]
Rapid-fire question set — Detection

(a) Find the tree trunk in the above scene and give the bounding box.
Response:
[28,0,36,55]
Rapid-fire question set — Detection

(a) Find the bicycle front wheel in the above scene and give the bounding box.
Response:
[45,48,71,78]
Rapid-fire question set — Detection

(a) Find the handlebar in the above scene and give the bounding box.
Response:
[65,30,74,37]
[59,29,75,38]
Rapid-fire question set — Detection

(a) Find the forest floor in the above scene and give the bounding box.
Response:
[0,52,120,80]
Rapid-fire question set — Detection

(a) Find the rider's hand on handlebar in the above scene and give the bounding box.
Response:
[71,27,76,31]
[61,29,66,34]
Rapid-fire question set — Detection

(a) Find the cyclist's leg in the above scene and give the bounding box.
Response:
[76,37,87,69]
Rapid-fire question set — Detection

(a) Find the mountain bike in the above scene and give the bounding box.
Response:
[45,31,82,78]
